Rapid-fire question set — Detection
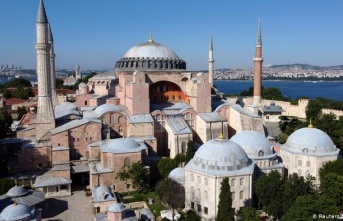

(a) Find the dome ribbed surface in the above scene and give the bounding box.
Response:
[7,186,28,198]
[0,204,32,221]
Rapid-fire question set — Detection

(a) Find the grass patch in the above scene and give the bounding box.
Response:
[121,190,167,217]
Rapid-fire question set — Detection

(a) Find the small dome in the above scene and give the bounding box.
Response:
[187,138,252,174]
[0,204,32,221]
[94,104,122,116]
[108,203,125,213]
[283,127,336,154]
[79,83,88,88]
[230,130,273,158]
[169,167,185,184]
[94,186,114,202]
[123,41,179,60]
[7,186,28,198]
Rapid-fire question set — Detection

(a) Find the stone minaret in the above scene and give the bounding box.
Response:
[48,24,58,107]
[35,0,55,141]
[208,31,214,87]
[75,64,82,80]
[253,18,263,105]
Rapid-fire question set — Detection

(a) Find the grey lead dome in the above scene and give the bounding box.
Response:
[283,127,336,154]
[124,41,179,59]
[186,138,252,174]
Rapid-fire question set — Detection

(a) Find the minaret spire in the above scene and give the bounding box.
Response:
[35,0,55,141]
[36,0,48,23]
[253,18,264,106]
[208,31,214,87]
[75,63,82,80]
[256,17,262,45]
[48,24,58,107]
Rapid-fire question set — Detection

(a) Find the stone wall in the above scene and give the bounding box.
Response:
[322,108,343,119]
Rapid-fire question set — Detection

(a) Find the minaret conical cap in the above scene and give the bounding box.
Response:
[256,17,262,45]
[36,0,48,23]
[209,31,213,51]
[48,24,53,42]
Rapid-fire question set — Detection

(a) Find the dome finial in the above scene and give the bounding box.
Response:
[308,119,314,128]
[218,134,224,139]
[149,32,153,43]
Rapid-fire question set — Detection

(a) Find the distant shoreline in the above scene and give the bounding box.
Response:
[214,79,343,83]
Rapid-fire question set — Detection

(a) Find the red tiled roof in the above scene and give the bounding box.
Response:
[6,98,27,105]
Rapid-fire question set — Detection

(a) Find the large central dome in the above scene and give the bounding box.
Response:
[115,35,186,70]
[124,41,179,59]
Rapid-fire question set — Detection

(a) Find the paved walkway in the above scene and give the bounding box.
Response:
[41,187,93,221]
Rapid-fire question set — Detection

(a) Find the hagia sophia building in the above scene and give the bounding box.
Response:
[1,0,339,220]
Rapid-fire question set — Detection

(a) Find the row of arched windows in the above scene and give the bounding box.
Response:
[298,160,311,167]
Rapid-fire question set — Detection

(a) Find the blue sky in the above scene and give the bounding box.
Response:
[1,0,343,70]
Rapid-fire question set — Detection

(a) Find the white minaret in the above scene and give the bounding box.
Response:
[35,0,55,141]
[208,31,214,87]
[75,64,82,80]
[48,24,58,107]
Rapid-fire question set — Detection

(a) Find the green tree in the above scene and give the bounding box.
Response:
[127,161,149,191]
[262,87,291,101]
[277,133,288,144]
[0,108,13,139]
[281,173,316,215]
[319,160,343,182]
[16,106,27,120]
[239,207,260,221]
[155,178,185,221]
[3,78,32,88]
[174,153,186,166]
[320,173,343,210]
[56,78,64,89]
[216,177,234,221]
[0,178,15,195]
[116,166,131,194]
[185,140,195,164]
[283,194,339,221]
[255,170,284,219]
[157,157,177,178]
[3,90,12,99]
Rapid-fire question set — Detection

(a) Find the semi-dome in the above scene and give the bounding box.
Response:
[283,127,337,154]
[186,137,253,175]
[78,82,88,88]
[169,167,185,184]
[108,203,125,213]
[115,35,186,70]
[94,104,122,117]
[101,138,147,154]
[7,186,28,198]
[230,130,273,158]
[0,204,32,221]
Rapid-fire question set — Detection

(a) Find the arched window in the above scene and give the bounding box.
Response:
[197,176,201,184]
[204,178,208,185]
[118,116,123,123]
[303,148,308,153]
[191,174,194,182]
[124,158,131,167]
[298,160,302,166]
[172,95,175,100]
[110,114,114,124]
[178,95,181,100]
[232,192,235,200]
[204,191,208,200]
[305,170,310,176]
[306,161,310,167]
[231,179,235,187]
[258,150,264,157]
[85,101,87,105]
[240,178,244,186]
[239,191,244,199]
